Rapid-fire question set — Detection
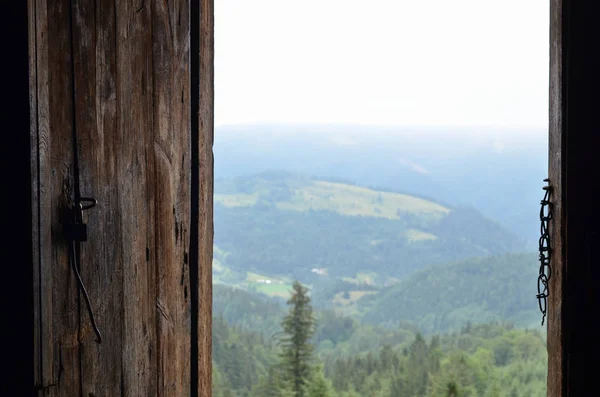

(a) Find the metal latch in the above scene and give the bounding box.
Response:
[64,197,97,242]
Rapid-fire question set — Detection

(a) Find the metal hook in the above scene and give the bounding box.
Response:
[65,195,102,344]
[79,197,97,211]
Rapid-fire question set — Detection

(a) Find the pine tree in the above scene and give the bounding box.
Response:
[250,366,294,397]
[279,281,317,397]
[213,363,236,397]
[483,381,502,397]
[446,381,458,397]
[390,374,408,397]
[308,366,335,397]
[406,333,429,397]
[332,359,349,391]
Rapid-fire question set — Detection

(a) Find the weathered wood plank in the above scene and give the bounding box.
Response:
[152,0,192,396]
[31,0,57,392]
[547,1,564,396]
[196,0,214,395]
[115,1,158,395]
[44,0,80,395]
[70,0,124,395]
[32,0,211,394]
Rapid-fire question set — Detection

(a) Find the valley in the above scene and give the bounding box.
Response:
[211,126,548,397]
[213,172,537,328]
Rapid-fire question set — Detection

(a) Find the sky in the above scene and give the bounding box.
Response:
[215,0,549,130]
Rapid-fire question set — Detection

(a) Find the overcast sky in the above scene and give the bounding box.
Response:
[215,0,549,130]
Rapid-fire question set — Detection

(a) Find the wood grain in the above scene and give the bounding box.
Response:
[71,0,123,395]
[196,0,214,395]
[47,0,80,395]
[152,0,192,395]
[31,0,211,395]
[548,1,565,396]
[116,1,158,395]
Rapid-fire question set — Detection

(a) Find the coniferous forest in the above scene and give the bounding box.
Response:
[211,130,548,396]
[213,282,546,397]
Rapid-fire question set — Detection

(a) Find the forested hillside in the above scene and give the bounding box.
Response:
[214,172,525,290]
[360,253,541,332]
[213,284,285,336]
[212,167,547,396]
[212,285,546,397]
[214,125,546,246]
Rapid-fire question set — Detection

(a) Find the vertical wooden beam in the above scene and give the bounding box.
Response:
[46,1,81,395]
[30,0,55,392]
[115,1,158,395]
[548,0,565,396]
[192,0,214,395]
[152,1,193,395]
[31,0,203,395]
[70,0,123,395]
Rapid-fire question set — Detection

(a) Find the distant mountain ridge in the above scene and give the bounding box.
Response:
[214,172,526,286]
[215,124,547,247]
[359,252,541,333]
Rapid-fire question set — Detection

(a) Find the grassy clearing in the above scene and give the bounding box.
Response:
[342,272,380,286]
[244,272,293,298]
[253,283,292,299]
[215,193,258,207]
[404,229,438,242]
[216,177,450,221]
[246,272,290,283]
[276,181,449,220]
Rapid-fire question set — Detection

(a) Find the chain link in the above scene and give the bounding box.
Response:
[537,178,552,326]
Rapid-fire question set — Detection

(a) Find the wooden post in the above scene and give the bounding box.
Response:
[548,1,600,396]
[28,1,213,395]
[547,0,564,396]
[194,0,214,395]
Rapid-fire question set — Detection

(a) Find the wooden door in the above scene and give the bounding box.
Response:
[28,1,213,395]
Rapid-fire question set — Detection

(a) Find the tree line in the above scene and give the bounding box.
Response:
[213,282,546,397]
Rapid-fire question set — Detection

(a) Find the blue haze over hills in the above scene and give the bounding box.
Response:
[215,124,548,248]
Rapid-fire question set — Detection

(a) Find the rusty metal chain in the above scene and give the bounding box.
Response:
[536,178,552,326]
